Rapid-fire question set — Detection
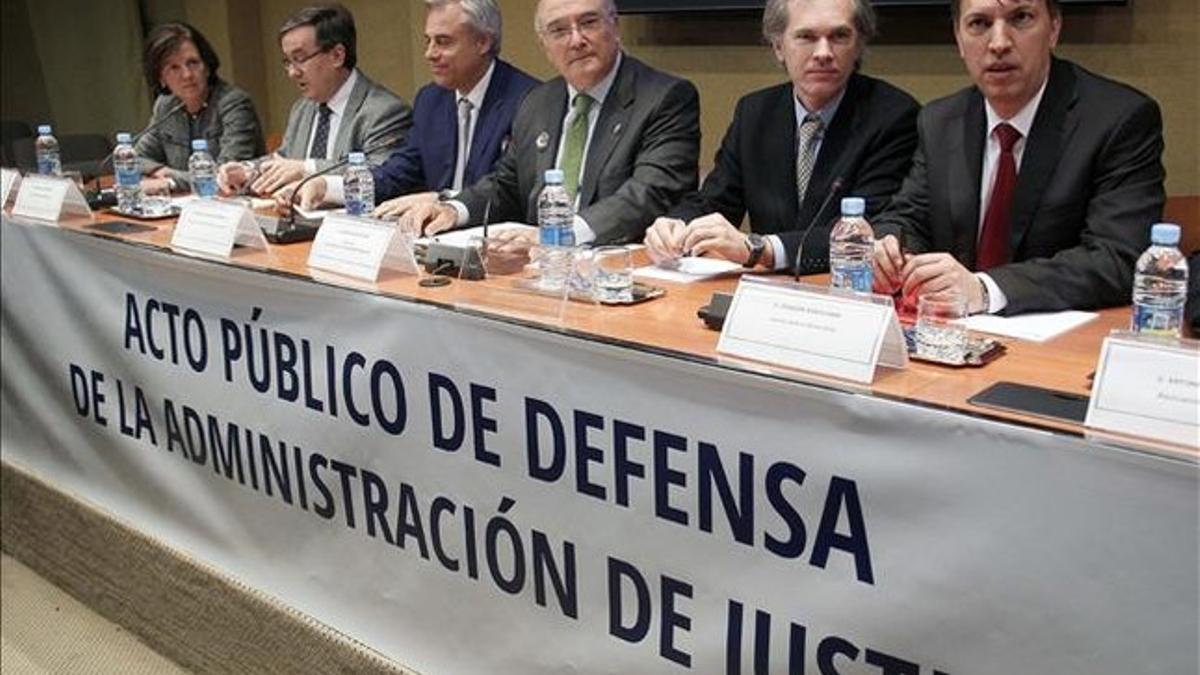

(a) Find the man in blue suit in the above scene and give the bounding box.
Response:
[293,0,538,216]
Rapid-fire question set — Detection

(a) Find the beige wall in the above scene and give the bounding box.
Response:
[2,0,1195,194]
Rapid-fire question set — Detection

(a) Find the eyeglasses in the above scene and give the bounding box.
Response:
[281,48,328,72]
[540,13,612,44]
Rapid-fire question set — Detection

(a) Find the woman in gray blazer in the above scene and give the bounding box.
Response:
[136,23,265,193]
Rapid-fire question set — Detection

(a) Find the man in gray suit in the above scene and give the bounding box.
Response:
[410,0,700,245]
[217,3,412,197]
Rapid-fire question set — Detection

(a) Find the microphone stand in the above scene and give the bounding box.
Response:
[792,177,845,281]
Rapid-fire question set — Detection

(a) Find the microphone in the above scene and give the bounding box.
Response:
[791,176,845,281]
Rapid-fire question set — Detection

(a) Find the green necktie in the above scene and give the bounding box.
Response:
[561,93,593,200]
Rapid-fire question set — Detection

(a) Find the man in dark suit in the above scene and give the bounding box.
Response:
[410,0,700,245]
[218,3,412,198]
[293,0,538,216]
[872,0,1165,315]
[645,0,918,274]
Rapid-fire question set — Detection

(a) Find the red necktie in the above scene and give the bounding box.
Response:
[977,123,1022,271]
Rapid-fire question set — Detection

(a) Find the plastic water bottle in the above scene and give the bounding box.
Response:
[188,139,217,198]
[829,196,874,293]
[113,132,142,212]
[1131,223,1188,337]
[344,152,375,216]
[536,169,574,291]
[35,124,62,176]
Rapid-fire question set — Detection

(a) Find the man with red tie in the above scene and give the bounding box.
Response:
[871,0,1165,315]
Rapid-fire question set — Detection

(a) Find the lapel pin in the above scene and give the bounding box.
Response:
[612,122,623,135]
[536,131,550,150]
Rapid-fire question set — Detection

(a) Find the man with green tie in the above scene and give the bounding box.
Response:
[409,0,701,245]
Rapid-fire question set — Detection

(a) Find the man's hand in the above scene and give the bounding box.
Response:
[901,252,985,313]
[140,177,173,195]
[374,191,437,221]
[291,177,328,211]
[488,227,538,255]
[217,161,250,196]
[251,158,307,196]
[680,213,751,264]
[272,180,309,214]
[872,234,906,294]
[644,217,687,265]
[405,201,459,237]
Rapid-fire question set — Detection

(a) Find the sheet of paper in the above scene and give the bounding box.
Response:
[634,257,743,283]
[415,222,535,247]
[963,310,1098,342]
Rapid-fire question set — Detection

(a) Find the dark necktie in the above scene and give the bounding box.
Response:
[977,123,1022,271]
[309,103,332,160]
[795,113,823,207]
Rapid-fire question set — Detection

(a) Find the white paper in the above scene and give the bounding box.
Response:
[12,175,70,222]
[172,199,259,257]
[634,257,744,283]
[1086,336,1200,447]
[415,222,534,247]
[718,279,905,383]
[1,168,19,205]
[963,310,1097,342]
[308,214,411,281]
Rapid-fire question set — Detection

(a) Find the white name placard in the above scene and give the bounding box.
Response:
[171,199,265,258]
[12,174,91,222]
[717,277,907,383]
[1086,333,1200,447]
[307,214,418,281]
[1,168,19,205]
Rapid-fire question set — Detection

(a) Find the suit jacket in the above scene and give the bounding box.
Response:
[875,57,1165,314]
[372,59,538,201]
[277,70,413,171]
[457,55,700,244]
[670,73,918,273]
[135,78,265,189]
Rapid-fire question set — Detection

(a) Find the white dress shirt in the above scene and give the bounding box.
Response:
[976,77,1048,313]
[766,88,846,271]
[302,69,359,175]
[326,62,496,204]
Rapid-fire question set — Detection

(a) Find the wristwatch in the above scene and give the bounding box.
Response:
[743,233,766,268]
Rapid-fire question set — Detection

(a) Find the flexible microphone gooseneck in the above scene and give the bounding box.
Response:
[281,141,391,231]
[791,177,845,281]
[93,101,189,188]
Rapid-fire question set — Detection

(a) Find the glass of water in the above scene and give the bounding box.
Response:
[141,181,172,217]
[915,292,968,363]
[590,245,634,303]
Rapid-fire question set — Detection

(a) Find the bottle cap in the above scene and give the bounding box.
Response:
[37,124,52,135]
[1150,223,1180,246]
[544,169,565,185]
[840,197,865,216]
[116,132,132,144]
[348,151,366,163]
[191,139,208,151]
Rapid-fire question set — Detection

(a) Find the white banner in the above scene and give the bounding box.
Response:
[2,217,1197,675]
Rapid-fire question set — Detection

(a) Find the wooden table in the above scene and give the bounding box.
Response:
[51,207,1194,460]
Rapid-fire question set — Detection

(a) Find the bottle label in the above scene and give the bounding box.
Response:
[1131,303,1183,337]
[831,263,873,293]
[193,177,218,199]
[116,168,140,188]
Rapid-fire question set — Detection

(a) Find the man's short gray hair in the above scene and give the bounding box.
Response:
[534,0,618,34]
[761,0,878,46]
[426,0,503,55]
